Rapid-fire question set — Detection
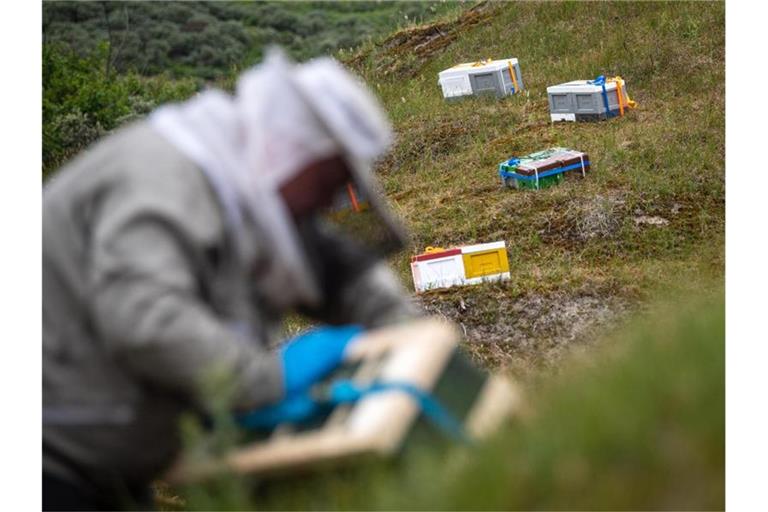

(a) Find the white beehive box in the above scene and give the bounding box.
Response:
[547,77,635,122]
[438,58,524,100]
[411,242,511,292]
[411,248,465,292]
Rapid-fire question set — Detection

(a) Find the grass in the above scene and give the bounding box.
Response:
[345,0,725,372]
[401,289,726,511]
[161,1,725,509]
[169,286,724,511]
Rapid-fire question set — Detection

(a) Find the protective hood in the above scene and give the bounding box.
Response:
[149,48,405,309]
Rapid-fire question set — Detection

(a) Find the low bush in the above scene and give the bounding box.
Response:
[42,43,198,177]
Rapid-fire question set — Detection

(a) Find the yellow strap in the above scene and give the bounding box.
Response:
[471,58,493,67]
[607,76,638,112]
[424,246,446,254]
[507,60,520,94]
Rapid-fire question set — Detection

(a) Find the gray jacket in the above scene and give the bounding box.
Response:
[43,122,417,487]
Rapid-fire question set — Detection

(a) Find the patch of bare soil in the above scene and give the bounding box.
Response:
[539,193,627,248]
[344,1,499,78]
[418,286,634,379]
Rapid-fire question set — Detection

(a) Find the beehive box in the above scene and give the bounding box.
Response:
[411,242,511,292]
[166,319,521,483]
[438,58,524,100]
[547,76,636,122]
[498,147,591,190]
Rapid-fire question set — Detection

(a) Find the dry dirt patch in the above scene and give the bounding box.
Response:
[539,193,627,248]
[344,1,499,78]
[418,287,633,378]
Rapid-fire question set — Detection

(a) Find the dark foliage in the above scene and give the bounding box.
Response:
[42,1,454,79]
[41,1,458,176]
[42,42,198,177]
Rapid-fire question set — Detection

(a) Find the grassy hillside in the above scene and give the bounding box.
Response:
[163,2,725,510]
[349,0,725,376]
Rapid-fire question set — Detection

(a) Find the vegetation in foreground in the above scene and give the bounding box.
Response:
[162,286,723,511]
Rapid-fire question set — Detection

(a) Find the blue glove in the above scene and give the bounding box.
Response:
[235,325,363,431]
[281,324,363,396]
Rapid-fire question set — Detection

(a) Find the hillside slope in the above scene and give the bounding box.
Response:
[163,3,725,510]
[350,1,724,375]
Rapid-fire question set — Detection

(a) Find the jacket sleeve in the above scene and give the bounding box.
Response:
[88,179,284,411]
[292,218,421,329]
[339,262,422,328]
[310,261,422,329]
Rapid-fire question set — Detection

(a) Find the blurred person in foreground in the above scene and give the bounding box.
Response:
[43,48,418,511]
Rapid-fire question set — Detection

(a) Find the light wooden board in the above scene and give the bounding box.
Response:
[166,318,521,484]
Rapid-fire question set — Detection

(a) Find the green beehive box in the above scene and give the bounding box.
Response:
[504,172,564,190]
[498,147,590,191]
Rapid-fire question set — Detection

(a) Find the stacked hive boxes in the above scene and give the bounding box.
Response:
[411,241,510,292]
[498,148,591,190]
[438,58,524,100]
[547,75,636,122]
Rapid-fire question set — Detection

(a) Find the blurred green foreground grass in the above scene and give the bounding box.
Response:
[167,285,723,511]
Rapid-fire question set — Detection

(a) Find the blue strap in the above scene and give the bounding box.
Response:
[499,160,590,181]
[588,75,617,118]
[328,379,473,445]
[588,74,606,86]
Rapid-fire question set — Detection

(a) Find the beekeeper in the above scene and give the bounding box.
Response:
[43,48,417,510]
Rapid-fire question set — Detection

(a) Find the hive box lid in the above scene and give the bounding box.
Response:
[516,149,590,176]
[411,248,462,262]
[547,80,619,94]
[460,241,507,253]
[439,58,518,78]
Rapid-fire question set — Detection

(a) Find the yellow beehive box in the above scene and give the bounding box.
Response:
[410,242,510,292]
[461,241,510,279]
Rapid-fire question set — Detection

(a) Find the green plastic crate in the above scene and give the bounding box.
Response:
[503,172,563,190]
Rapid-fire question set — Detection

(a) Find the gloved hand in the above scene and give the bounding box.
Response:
[280,324,363,396]
[236,325,363,431]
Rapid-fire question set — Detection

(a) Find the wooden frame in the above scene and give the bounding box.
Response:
[166,318,522,484]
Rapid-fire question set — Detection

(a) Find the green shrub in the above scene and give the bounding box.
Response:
[42,42,198,178]
[43,1,461,78]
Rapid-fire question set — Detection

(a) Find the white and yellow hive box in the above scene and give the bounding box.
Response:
[438,58,524,100]
[410,241,511,292]
[547,75,636,122]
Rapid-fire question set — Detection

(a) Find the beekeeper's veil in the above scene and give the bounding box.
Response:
[150,48,406,309]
